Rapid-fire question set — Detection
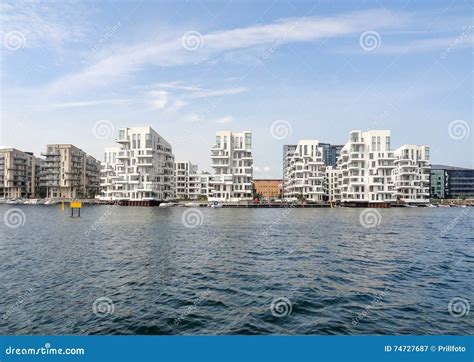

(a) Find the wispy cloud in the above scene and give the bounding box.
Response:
[188,87,247,99]
[146,90,187,111]
[336,32,474,55]
[46,9,406,94]
[0,0,90,49]
[52,98,130,109]
[213,116,233,124]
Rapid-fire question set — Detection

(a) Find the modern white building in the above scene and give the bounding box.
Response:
[41,144,100,199]
[336,130,396,205]
[0,148,42,199]
[175,161,211,200]
[209,131,253,202]
[393,145,430,204]
[282,144,297,198]
[99,147,121,200]
[99,126,175,202]
[284,140,326,202]
[334,130,431,205]
[325,166,340,203]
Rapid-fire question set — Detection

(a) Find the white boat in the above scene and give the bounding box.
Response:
[209,202,223,208]
[24,199,40,205]
[427,204,437,208]
[159,202,175,207]
[44,199,60,205]
[184,202,200,207]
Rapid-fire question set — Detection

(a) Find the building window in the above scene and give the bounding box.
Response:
[245,134,251,149]
[145,133,152,148]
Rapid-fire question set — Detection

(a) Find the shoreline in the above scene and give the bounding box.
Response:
[1,199,473,208]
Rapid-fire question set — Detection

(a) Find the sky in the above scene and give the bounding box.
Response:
[0,0,472,178]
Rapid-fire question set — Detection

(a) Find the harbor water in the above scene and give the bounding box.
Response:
[0,205,472,335]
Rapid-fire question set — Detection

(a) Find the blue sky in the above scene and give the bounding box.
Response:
[1,0,472,177]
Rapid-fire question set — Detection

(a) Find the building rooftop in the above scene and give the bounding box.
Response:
[431,164,473,171]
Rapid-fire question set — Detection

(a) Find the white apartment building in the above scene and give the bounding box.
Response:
[336,130,396,204]
[334,130,431,205]
[209,131,253,202]
[99,147,122,200]
[41,144,100,199]
[175,161,211,200]
[284,140,326,202]
[0,148,42,199]
[326,166,340,203]
[393,145,430,204]
[282,144,297,198]
[99,127,175,202]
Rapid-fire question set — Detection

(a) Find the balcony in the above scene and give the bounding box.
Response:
[378,153,397,161]
[116,137,130,143]
[394,158,412,164]
[136,162,153,167]
[117,152,129,159]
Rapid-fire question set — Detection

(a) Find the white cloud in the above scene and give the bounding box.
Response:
[189,87,247,99]
[253,165,273,178]
[46,9,406,94]
[0,0,89,49]
[213,116,233,124]
[148,90,169,110]
[336,33,474,55]
[52,98,130,109]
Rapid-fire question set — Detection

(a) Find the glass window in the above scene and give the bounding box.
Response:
[245,134,251,149]
[145,133,152,148]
